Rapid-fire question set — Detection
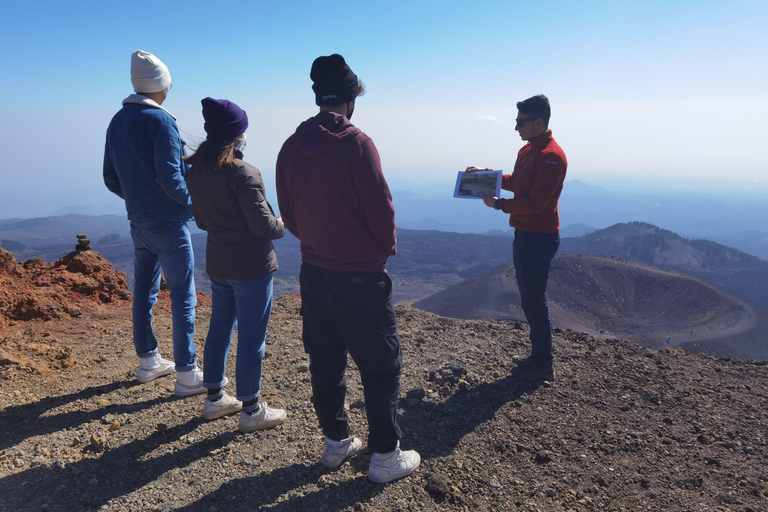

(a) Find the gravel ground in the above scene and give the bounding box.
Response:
[1,292,767,512]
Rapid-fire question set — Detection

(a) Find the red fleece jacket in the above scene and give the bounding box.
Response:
[499,130,567,233]
[275,112,396,272]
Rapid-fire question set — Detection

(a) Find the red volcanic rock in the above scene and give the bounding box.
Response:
[0,247,130,327]
[0,246,22,277]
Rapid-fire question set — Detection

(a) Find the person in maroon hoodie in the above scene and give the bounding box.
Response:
[276,54,420,483]
[467,94,567,382]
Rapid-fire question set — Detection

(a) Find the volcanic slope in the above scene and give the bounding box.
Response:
[413,254,768,360]
[559,221,768,310]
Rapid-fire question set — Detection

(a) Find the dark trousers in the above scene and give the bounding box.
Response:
[299,263,403,454]
[512,229,560,365]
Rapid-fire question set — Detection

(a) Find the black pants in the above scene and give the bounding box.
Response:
[299,263,403,454]
[513,229,560,364]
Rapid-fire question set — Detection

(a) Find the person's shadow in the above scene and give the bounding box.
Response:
[0,415,237,510]
[0,379,184,451]
[174,459,387,512]
[173,374,542,511]
[399,375,542,459]
[1,368,543,510]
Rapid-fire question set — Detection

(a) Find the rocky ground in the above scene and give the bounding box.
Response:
[1,250,767,511]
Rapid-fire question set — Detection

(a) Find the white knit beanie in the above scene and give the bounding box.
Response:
[130,50,172,93]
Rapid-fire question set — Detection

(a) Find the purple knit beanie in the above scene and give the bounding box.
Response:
[201,97,249,142]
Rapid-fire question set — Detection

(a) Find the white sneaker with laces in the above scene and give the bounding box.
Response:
[174,367,206,397]
[320,436,363,469]
[202,391,242,420]
[137,353,175,383]
[368,443,421,484]
[238,402,287,433]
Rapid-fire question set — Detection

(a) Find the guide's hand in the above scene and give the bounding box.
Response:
[465,166,491,173]
[479,194,497,208]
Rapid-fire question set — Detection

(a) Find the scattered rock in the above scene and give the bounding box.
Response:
[425,471,451,499]
[405,388,426,400]
[89,434,104,452]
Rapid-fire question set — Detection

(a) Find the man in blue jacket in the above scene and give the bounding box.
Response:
[103,50,204,397]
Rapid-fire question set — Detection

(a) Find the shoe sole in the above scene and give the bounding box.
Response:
[174,376,228,398]
[238,414,287,433]
[174,387,207,398]
[202,405,243,420]
[137,367,175,384]
[367,463,421,484]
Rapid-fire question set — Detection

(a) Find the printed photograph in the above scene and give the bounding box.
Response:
[453,170,502,199]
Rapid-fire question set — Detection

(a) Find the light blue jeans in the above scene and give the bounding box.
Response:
[130,221,197,371]
[203,274,273,401]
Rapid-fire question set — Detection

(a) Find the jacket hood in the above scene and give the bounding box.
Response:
[294,111,362,157]
[122,93,177,120]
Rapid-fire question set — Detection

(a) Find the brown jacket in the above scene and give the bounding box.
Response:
[187,159,284,280]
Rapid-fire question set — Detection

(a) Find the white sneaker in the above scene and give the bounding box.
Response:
[320,436,363,469]
[202,391,242,420]
[137,353,175,383]
[368,443,421,484]
[174,367,206,397]
[238,402,287,433]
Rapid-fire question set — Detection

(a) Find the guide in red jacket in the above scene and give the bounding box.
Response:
[466,94,567,382]
[275,54,420,484]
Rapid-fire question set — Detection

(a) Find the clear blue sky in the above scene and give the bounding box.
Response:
[0,0,766,218]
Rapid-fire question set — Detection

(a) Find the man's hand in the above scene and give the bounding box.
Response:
[479,194,497,208]
[465,166,491,173]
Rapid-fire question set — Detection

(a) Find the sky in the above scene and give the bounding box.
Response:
[0,0,766,219]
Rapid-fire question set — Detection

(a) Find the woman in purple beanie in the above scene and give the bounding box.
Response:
[185,97,287,432]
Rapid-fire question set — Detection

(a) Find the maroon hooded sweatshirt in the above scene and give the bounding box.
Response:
[275,111,396,272]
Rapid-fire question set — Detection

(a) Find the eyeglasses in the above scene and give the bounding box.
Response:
[515,117,539,126]
[168,84,173,91]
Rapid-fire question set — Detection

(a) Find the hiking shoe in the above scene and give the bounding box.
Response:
[202,391,242,420]
[137,353,175,383]
[510,362,555,381]
[320,436,363,469]
[512,353,534,367]
[368,443,421,484]
[174,367,206,397]
[238,402,287,433]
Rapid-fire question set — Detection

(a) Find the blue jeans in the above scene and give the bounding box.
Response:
[203,274,273,401]
[513,229,560,364]
[130,221,197,371]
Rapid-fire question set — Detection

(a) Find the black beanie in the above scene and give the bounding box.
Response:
[310,54,359,106]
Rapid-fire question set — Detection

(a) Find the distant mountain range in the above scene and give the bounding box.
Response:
[1,216,766,310]
[2,215,767,359]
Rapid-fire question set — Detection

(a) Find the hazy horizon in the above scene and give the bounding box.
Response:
[1,1,765,225]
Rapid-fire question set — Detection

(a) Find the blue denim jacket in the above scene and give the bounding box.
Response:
[103,95,193,222]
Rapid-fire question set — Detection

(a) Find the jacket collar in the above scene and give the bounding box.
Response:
[122,93,176,120]
[529,129,553,149]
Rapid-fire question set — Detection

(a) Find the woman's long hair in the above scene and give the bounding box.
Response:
[184,138,239,171]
